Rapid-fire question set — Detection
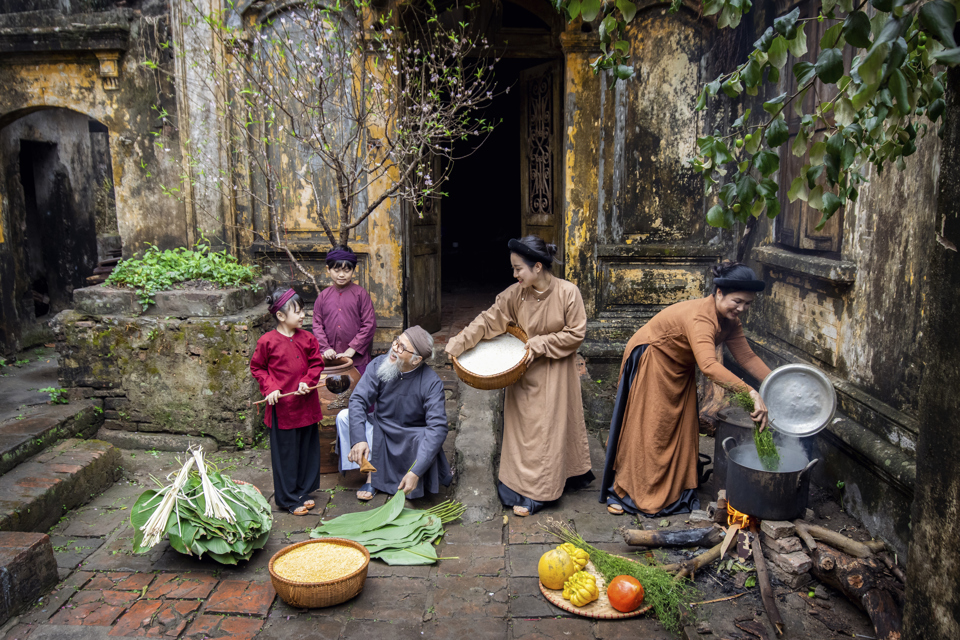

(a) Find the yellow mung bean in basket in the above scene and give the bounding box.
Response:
[274,543,366,583]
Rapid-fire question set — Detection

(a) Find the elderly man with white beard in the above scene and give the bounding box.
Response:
[335,326,453,501]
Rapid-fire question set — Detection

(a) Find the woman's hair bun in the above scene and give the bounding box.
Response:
[712,260,744,279]
[545,243,559,257]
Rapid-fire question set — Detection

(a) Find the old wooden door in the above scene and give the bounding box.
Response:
[404,181,441,333]
[519,61,564,270]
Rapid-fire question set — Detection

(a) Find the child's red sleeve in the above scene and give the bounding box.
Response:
[250,337,282,395]
[301,333,325,386]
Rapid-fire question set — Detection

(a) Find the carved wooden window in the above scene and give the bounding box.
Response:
[777,0,851,255]
[526,71,553,219]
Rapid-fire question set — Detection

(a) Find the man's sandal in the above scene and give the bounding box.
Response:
[290,506,310,516]
[357,483,378,502]
[607,504,625,515]
[512,505,530,517]
[302,500,316,510]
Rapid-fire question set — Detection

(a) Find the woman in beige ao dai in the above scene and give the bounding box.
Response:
[445,236,594,516]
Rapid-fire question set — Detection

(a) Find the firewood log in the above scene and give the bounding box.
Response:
[620,526,724,548]
[794,521,876,558]
[808,542,904,640]
[750,521,785,636]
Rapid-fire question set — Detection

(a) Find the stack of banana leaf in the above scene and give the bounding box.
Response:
[131,448,273,565]
[308,490,465,565]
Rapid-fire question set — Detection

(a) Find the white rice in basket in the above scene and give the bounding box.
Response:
[457,333,527,376]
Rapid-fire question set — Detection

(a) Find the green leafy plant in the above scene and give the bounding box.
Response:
[105,239,259,310]
[39,387,69,405]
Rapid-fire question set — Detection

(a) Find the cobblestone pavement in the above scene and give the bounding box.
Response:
[1,436,880,640]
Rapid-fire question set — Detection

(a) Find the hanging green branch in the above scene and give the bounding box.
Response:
[554,0,959,231]
[554,0,640,81]
[692,0,958,230]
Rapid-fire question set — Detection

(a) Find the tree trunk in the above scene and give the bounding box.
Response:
[809,542,904,640]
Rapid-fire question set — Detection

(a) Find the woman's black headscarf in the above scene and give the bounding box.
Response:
[508,238,553,266]
[714,264,765,292]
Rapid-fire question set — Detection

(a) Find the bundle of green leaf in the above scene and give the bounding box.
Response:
[543,520,698,634]
[131,448,272,565]
[728,390,780,471]
[308,491,465,565]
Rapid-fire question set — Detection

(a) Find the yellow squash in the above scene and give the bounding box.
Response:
[558,543,589,570]
[561,570,599,607]
[538,548,578,589]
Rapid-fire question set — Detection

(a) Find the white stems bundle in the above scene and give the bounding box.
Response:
[191,447,237,524]
[140,457,196,549]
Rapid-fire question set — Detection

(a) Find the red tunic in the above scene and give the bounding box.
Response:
[250,329,324,429]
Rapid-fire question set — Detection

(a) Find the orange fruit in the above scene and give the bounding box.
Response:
[607,575,645,613]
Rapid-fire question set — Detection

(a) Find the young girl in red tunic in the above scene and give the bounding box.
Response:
[250,289,325,516]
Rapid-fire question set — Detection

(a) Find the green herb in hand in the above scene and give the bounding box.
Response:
[729,390,780,471]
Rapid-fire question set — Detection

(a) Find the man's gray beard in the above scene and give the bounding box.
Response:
[377,357,401,383]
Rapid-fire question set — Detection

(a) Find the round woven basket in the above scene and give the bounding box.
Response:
[268,538,370,608]
[452,324,529,390]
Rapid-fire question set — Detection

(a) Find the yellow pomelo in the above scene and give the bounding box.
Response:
[538,548,578,589]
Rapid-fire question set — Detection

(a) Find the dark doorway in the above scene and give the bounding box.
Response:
[441,57,552,292]
[5,110,111,322]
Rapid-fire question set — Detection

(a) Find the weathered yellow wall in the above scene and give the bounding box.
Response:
[0,57,187,254]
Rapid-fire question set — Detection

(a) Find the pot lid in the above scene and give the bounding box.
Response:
[759,363,837,437]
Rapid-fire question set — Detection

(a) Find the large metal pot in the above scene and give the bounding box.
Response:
[722,437,819,521]
[712,406,755,490]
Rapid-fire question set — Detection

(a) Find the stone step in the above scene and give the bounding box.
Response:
[0,400,103,476]
[0,531,59,626]
[0,439,122,532]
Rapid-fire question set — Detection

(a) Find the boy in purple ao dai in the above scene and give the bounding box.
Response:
[312,246,377,374]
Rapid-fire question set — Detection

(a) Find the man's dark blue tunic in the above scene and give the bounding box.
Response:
[347,355,453,499]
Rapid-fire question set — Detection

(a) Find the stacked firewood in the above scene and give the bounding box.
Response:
[627,491,905,640]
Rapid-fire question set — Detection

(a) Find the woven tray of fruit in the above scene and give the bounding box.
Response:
[538,545,651,620]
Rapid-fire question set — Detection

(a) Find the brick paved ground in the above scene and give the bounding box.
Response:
[1,432,882,640]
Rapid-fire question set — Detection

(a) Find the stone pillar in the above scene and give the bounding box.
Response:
[560,27,602,319]
[902,66,960,640]
[170,0,231,250]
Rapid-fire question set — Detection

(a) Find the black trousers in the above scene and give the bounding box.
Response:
[269,416,321,512]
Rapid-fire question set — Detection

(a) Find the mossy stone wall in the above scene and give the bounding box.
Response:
[52,305,269,446]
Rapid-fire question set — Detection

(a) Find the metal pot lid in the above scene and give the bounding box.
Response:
[759,363,837,437]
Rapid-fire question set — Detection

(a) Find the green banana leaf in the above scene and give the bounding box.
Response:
[312,489,407,536]
[375,542,439,566]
